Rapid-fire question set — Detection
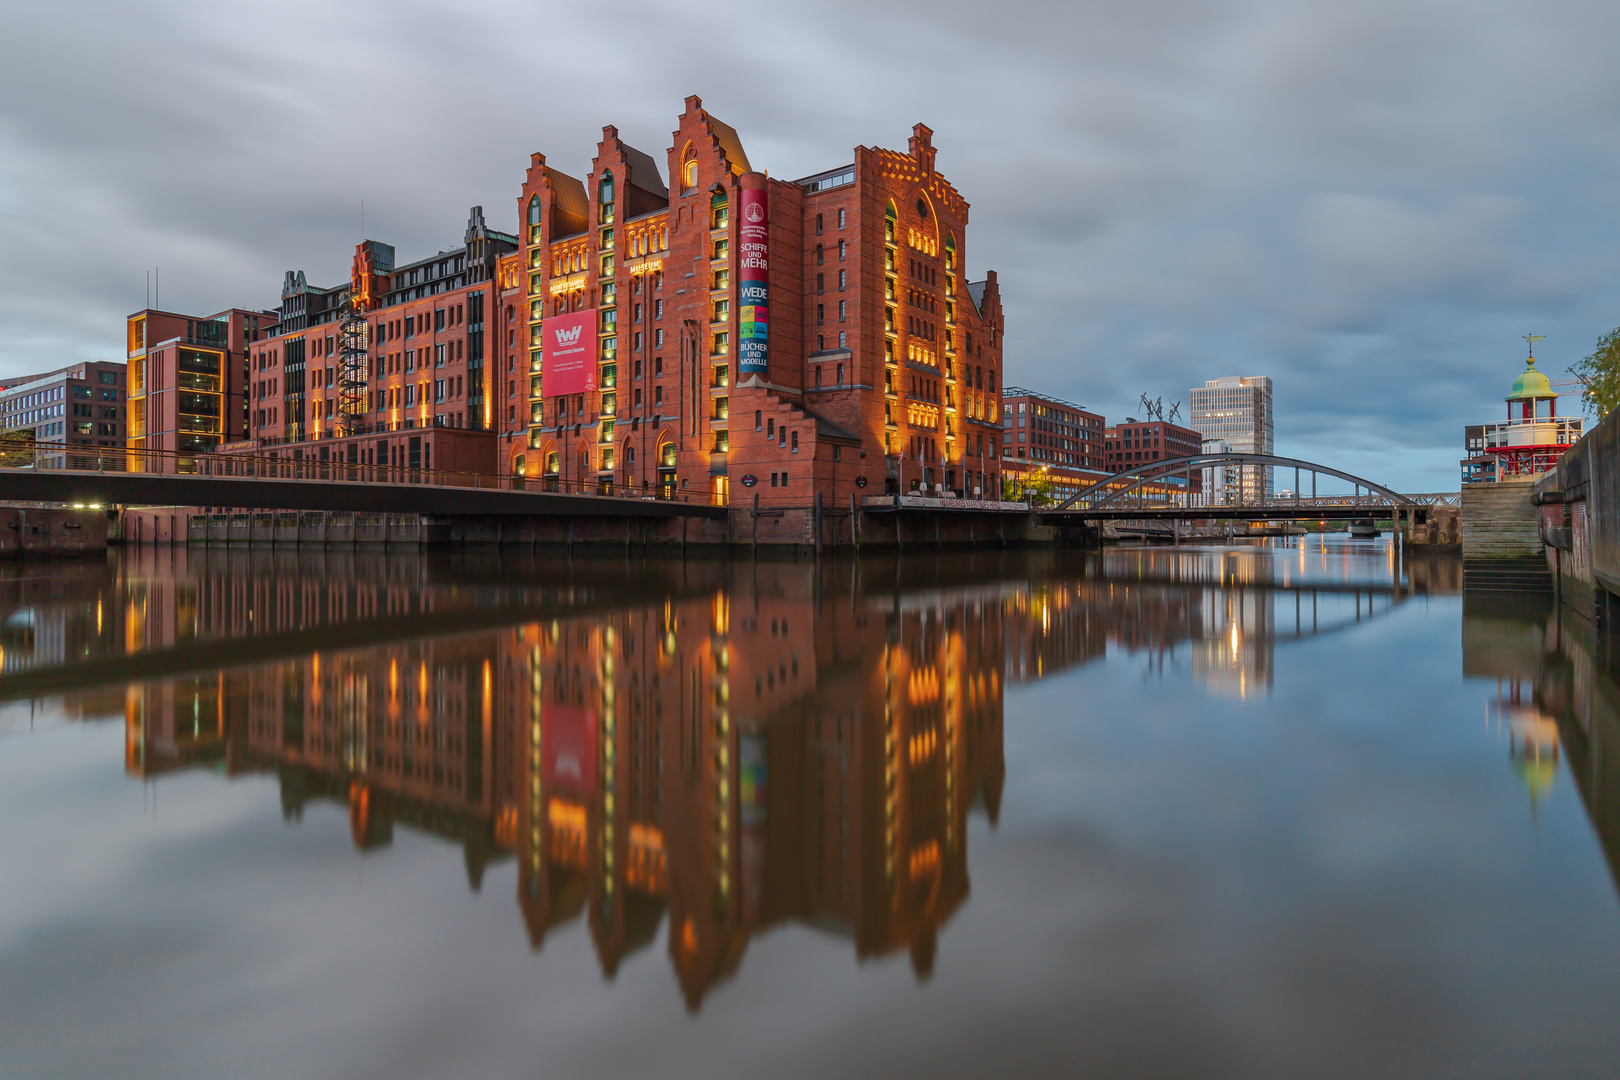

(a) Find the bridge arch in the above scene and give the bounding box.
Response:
[1050,453,1415,513]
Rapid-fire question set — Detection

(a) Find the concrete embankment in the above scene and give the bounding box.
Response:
[121,500,1066,555]
[1536,405,1617,620]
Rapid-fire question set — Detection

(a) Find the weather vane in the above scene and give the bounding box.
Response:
[1524,332,1545,361]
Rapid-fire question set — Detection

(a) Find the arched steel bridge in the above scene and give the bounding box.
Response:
[1041,453,1458,523]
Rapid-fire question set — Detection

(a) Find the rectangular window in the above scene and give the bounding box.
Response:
[817,304,824,326]
[838,301,846,321]
[654,299,663,319]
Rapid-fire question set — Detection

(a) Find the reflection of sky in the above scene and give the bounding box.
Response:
[5,563,1620,1077]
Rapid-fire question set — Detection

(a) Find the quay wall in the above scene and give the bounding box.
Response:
[125,503,1058,553]
[0,506,110,558]
[1537,407,1615,618]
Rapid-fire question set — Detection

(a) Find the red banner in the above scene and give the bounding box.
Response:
[543,704,596,795]
[544,308,596,397]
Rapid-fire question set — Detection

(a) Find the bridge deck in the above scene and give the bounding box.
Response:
[1041,503,1429,524]
[0,468,726,519]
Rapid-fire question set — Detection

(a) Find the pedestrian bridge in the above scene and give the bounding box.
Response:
[1040,452,1457,524]
[0,445,725,520]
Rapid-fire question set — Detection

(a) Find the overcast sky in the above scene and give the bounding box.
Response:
[4,0,1618,489]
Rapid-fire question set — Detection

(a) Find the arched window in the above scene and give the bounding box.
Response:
[945,234,956,270]
[545,451,559,474]
[710,189,728,230]
[660,441,677,468]
[598,172,614,224]
[526,196,542,245]
[884,202,898,243]
[681,145,698,193]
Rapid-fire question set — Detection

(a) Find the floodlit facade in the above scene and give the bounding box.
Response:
[122,100,1007,503]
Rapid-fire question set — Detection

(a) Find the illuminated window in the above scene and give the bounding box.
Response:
[681,145,698,193]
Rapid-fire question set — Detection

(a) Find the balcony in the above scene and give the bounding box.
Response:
[1481,416,1583,450]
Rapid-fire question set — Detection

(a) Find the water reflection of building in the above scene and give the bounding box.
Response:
[512,577,1008,1006]
[119,562,1007,1009]
[1462,598,1620,894]
[100,546,1441,1004]
[1193,588,1274,698]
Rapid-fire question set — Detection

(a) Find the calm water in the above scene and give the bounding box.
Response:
[2,540,1618,1079]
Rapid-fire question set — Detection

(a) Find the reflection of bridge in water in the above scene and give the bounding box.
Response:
[1005,543,1460,696]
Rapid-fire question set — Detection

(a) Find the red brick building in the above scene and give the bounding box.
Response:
[225,208,517,472]
[513,98,1005,502]
[125,100,1005,500]
[1104,419,1203,470]
[126,308,267,455]
[1000,387,1104,471]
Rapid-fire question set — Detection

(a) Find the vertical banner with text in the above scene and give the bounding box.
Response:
[738,175,769,378]
[543,308,598,398]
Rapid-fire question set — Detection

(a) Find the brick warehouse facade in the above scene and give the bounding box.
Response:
[511,96,1004,504]
[123,98,1005,507]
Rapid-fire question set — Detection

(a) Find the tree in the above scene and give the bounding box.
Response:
[1002,472,1055,507]
[1570,327,1620,420]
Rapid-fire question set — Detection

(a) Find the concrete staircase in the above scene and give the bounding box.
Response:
[1460,479,1552,593]
[1461,480,1542,559]
[1463,556,1552,594]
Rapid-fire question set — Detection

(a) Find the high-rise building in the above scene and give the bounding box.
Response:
[1189,375,1273,502]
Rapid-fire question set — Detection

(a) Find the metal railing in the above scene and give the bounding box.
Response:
[1049,453,1427,514]
[0,444,726,506]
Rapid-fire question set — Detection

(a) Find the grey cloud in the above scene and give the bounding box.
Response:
[5,0,1620,489]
